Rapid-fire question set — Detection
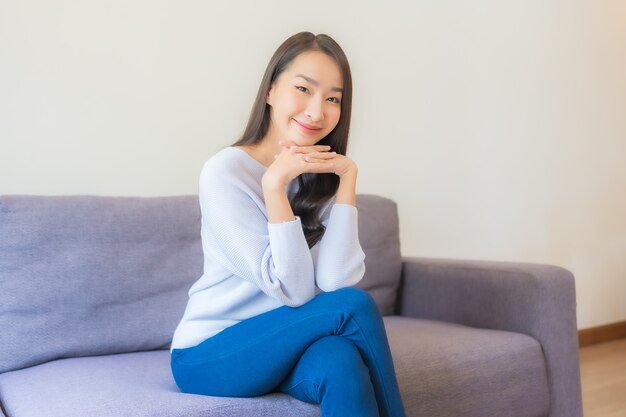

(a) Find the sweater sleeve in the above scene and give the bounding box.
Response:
[200,168,316,307]
[314,203,366,291]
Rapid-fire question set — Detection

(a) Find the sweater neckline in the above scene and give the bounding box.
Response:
[227,146,301,194]
[229,146,269,171]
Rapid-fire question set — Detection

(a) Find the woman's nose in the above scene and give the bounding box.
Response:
[305,98,324,122]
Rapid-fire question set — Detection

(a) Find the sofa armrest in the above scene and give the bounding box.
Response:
[397,256,582,417]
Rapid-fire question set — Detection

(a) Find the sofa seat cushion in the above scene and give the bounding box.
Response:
[0,350,319,417]
[384,316,550,417]
[0,317,549,417]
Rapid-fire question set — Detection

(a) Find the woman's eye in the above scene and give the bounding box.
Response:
[328,97,341,104]
[296,86,309,93]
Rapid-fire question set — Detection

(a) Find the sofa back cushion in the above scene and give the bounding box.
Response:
[0,195,203,373]
[0,194,401,373]
[354,194,402,315]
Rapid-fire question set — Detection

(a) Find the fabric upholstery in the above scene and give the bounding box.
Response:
[0,350,319,417]
[354,194,402,315]
[0,195,204,373]
[398,257,583,417]
[385,316,549,417]
[0,194,402,373]
[0,194,582,417]
[0,317,549,417]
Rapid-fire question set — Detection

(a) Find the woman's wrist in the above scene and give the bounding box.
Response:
[262,173,297,223]
[262,171,287,191]
[264,188,296,223]
[336,170,357,206]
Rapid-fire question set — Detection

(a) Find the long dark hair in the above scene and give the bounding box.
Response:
[232,32,353,248]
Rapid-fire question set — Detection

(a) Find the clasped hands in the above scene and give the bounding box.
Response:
[262,140,357,190]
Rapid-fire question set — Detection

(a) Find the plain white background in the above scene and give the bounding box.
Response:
[1,0,625,329]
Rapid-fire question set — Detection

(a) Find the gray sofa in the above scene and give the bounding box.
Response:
[0,194,583,417]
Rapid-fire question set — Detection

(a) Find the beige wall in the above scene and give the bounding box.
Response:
[1,1,625,329]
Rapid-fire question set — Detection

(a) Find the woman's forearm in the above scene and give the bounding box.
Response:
[335,170,357,206]
[262,182,296,224]
[262,166,357,223]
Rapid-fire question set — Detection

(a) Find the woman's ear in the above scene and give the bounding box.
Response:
[266,84,275,106]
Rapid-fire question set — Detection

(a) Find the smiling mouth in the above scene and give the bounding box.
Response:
[293,119,322,131]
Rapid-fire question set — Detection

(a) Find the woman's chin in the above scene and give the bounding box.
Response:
[294,130,328,144]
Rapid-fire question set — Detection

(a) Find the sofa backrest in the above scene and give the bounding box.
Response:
[354,194,403,314]
[0,194,401,373]
[0,195,203,374]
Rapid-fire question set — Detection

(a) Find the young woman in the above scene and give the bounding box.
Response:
[170,32,407,417]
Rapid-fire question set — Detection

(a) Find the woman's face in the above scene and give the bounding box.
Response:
[266,50,343,147]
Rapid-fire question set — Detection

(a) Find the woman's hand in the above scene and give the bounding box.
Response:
[272,141,358,179]
[306,151,358,178]
[262,141,342,223]
[263,140,359,209]
[290,140,359,206]
[262,141,337,190]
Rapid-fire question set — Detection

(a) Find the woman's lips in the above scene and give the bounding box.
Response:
[293,119,322,135]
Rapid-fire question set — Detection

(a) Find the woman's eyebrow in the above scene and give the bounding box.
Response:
[295,74,343,93]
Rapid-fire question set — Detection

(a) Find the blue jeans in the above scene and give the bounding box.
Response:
[170,287,407,417]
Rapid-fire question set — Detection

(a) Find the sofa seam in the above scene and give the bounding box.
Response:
[0,399,10,417]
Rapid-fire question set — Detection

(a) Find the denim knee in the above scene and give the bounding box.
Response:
[311,336,371,388]
[332,287,379,316]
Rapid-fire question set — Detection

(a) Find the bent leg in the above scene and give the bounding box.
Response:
[276,336,379,417]
[170,287,406,417]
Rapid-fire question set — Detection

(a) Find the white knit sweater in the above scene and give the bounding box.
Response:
[170,146,366,351]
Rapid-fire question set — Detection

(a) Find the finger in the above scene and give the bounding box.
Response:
[313,144,333,151]
[291,145,333,154]
[303,158,333,165]
[304,152,336,160]
[304,162,335,173]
